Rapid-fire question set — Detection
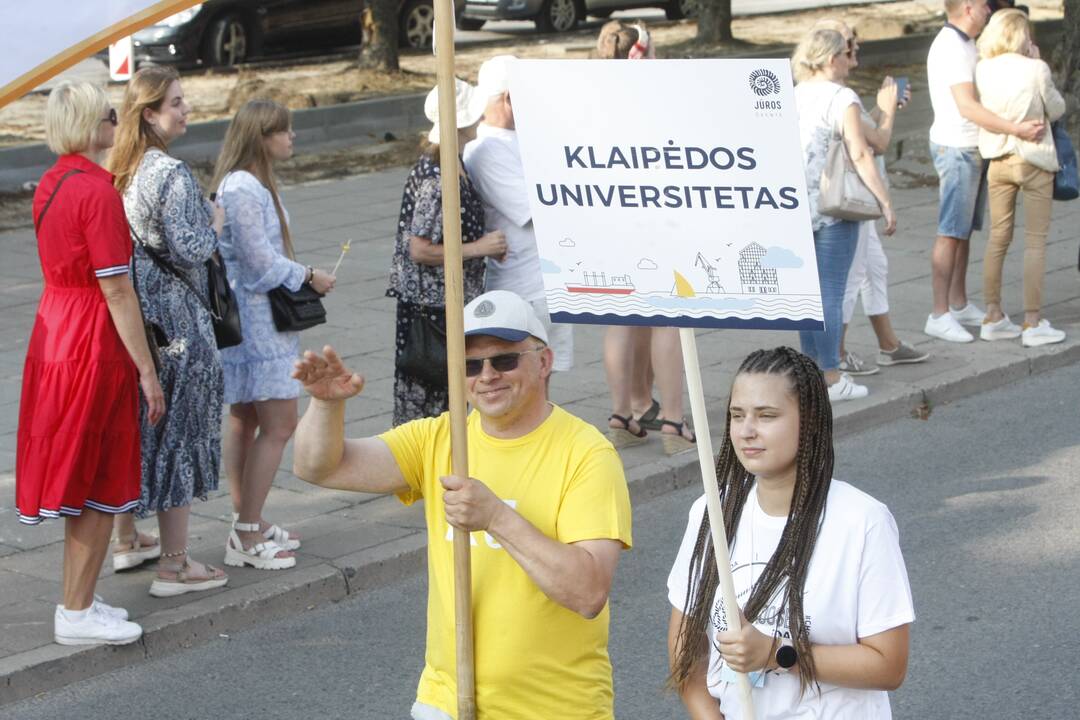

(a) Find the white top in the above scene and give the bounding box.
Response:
[462,124,545,302]
[928,25,979,148]
[794,80,862,231]
[667,480,915,720]
[976,54,1066,172]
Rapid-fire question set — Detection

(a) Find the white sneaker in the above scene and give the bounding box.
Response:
[54,604,142,646]
[828,373,869,402]
[980,315,1022,341]
[56,595,129,622]
[951,303,986,326]
[925,313,974,343]
[1021,320,1066,347]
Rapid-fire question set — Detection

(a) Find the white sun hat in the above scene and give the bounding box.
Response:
[424,78,485,144]
[476,54,518,99]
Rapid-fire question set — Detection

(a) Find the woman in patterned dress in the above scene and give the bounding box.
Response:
[110,67,229,597]
[211,100,336,569]
[386,80,507,425]
[18,82,162,645]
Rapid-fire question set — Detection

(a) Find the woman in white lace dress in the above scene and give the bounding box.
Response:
[212,100,336,569]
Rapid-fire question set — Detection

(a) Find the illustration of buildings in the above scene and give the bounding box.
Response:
[738,242,779,294]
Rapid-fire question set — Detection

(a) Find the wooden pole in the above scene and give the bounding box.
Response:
[678,327,757,719]
[432,3,476,718]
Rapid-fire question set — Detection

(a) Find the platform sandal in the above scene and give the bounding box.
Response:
[634,398,663,431]
[231,513,301,551]
[659,419,696,456]
[149,550,229,597]
[112,531,161,572]
[224,522,296,570]
[607,413,648,449]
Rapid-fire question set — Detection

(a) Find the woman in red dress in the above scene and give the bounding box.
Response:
[16,81,165,646]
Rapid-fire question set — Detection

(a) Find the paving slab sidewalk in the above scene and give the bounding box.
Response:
[3,77,1080,705]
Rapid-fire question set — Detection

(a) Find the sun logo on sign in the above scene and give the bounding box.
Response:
[749,69,781,97]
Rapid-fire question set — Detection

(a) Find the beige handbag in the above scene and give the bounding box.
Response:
[818,89,882,221]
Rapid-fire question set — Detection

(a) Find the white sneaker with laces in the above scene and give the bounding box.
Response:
[56,595,129,622]
[951,303,986,326]
[925,313,974,343]
[1021,320,1066,347]
[980,315,1022,341]
[828,373,869,402]
[54,604,142,646]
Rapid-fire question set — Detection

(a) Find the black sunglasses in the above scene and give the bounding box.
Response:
[102,108,118,126]
[465,346,545,377]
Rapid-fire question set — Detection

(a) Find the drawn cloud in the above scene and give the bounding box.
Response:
[761,246,804,269]
[636,258,659,270]
[539,258,561,274]
[559,238,576,247]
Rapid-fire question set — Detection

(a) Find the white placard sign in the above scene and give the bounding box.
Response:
[510,59,824,331]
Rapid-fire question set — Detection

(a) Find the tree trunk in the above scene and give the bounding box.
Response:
[1059,0,1080,95]
[359,0,399,72]
[696,0,733,45]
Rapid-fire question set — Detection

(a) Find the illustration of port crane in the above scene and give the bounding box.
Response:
[694,252,726,294]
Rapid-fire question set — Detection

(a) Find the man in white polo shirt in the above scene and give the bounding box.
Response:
[924,0,1045,343]
[463,54,575,372]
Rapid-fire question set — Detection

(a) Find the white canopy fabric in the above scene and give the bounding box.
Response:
[0,0,201,108]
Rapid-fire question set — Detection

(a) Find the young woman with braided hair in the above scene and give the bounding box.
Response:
[666,347,913,719]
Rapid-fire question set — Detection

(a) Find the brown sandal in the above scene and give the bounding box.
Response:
[607,413,648,449]
[149,558,229,598]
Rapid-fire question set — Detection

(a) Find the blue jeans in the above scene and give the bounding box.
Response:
[800,220,859,371]
[931,141,987,240]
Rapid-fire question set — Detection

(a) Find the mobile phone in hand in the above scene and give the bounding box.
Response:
[209,192,217,202]
[895,76,909,108]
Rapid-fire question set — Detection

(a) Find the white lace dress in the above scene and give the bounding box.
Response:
[216,171,307,404]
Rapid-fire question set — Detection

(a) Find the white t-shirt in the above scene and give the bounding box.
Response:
[667,480,915,720]
[794,80,862,231]
[462,125,545,302]
[928,24,979,148]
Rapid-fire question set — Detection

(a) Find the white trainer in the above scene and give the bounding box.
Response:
[1021,320,1066,347]
[828,373,869,402]
[57,595,129,621]
[925,313,974,343]
[980,315,1022,341]
[54,604,142,646]
[951,303,986,326]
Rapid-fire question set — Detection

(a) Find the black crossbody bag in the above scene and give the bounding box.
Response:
[35,169,169,371]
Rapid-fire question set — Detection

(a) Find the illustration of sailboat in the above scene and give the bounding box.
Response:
[566,271,635,295]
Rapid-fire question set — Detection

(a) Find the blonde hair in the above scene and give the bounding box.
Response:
[813,18,850,36]
[109,66,180,194]
[44,81,109,155]
[977,9,1031,59]
[791,28,847,83]
[595,20,640,59]
[210,99,295,257]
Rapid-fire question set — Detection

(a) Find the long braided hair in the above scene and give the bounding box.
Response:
[668,347,834,695]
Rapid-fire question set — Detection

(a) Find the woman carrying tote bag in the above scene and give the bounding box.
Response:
[792,27,896,403]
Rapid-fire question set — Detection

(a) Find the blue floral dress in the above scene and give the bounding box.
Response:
[216,171,305,404]
[124,149,223,515]
[386,153,486,426]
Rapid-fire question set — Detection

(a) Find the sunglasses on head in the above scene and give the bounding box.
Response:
[846,29,859,56]
[465,346,545,377]
[102,108,118,126]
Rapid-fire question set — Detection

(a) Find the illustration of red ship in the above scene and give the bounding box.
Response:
[566,271,635,295]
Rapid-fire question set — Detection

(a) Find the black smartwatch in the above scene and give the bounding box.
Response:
[775,642,798,671]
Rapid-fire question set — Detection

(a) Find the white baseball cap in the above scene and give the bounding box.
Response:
[464,290,548,344]
[425,78,486,144]
[476,55,518,99]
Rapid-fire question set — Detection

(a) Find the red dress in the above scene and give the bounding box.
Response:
[16,155,141,524]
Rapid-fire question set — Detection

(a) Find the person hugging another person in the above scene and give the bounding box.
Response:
[975,9,1067,346]
[211,99,337,570]
[386,79,507,426]
[667,347,914,719]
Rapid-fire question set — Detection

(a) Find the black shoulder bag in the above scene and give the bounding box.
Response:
[36,169,168,371]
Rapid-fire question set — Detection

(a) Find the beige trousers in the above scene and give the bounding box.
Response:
[983,155,1054,313]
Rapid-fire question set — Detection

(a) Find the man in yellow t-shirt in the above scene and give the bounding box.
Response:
[292,290,632,720]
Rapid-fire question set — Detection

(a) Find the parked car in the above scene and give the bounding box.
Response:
[399,0,467,49]
[131,0,365,68]
[460,0,695,34]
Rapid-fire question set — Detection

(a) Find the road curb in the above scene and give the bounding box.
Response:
[6,333,1077,705]
[0,19,1063,193]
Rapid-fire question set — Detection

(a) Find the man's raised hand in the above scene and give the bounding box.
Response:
[292,346,365,401]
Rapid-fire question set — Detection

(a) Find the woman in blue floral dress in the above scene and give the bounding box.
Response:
[386,80,507,425]
[110,67,229,597]
[211,100,336,570]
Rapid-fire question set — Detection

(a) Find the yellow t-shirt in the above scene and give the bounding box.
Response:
[379,405,632,720]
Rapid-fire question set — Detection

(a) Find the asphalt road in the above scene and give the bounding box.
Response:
[4,361,1079,719]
